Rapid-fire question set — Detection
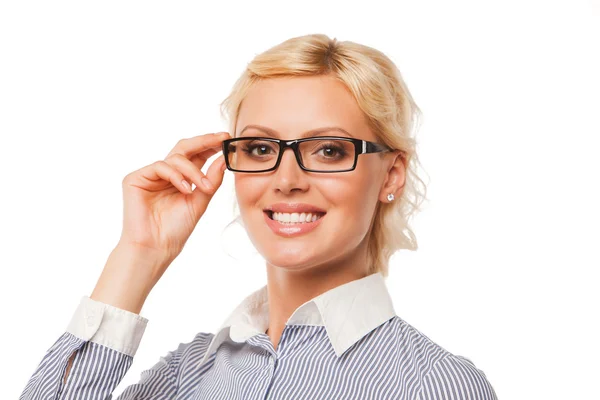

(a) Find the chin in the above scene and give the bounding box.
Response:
[264,256,318,271]
[258,241,320,268]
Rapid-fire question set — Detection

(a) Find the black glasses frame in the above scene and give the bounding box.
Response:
[222,136,394,173]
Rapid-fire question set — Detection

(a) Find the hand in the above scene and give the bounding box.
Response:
[118,131,231,270]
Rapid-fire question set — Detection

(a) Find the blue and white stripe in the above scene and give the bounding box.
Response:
[20,273,497,399]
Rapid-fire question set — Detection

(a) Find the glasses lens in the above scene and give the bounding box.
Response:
[298,139,355,171]
[225,138,356,172]
[226,138,279,172]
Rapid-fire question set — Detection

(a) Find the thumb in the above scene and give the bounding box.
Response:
[205,154,227,189]
[191,154,227,215]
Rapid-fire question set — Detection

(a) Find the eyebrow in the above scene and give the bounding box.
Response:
[239,124,355,139]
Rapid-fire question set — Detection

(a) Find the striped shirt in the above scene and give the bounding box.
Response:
[20,272,497,399]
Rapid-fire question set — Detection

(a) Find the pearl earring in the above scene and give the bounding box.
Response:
[387,193,395,202]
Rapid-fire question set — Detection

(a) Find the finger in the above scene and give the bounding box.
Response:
[166,131,231,161]
[165,153,215,195]
[133,160,193,194]
[189,148,221,170]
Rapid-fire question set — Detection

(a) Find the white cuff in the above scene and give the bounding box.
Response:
[66,295,149,357]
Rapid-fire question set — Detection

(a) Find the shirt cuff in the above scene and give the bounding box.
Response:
[66,295,149,357]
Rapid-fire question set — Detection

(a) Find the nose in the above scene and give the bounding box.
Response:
[272,145,309,194]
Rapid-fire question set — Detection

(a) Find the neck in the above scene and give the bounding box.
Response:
[264,238,371,350]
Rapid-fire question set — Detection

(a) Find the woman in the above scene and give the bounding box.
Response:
[20,34,497,399]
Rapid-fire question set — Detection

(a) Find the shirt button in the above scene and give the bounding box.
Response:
[269,358,275,365]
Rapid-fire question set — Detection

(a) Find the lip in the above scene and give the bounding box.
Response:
[263,210,325,238]
[263,203,327,214]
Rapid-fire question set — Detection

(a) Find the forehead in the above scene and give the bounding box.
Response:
[236,75,373,139]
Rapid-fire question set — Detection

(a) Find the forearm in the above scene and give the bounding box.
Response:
[90,242,169,314]
[21,244,162,398]
[21,297,148,399]
[58,244,159,386]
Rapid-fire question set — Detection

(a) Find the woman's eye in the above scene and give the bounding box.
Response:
[318,146,345,158]
[244,143,275,156]
[253,145,271,155]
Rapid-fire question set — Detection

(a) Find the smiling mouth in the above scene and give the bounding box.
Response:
[265,210,326,224]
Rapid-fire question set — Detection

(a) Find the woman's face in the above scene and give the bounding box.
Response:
[233,74,404,273]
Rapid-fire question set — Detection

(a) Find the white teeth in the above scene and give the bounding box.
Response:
[271,211,324,224]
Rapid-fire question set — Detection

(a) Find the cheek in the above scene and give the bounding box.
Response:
[234,175,266,203]
[319,179,371,229]
[319,173,374,209]
[234,175,288,234]
[321,174,379,233]
[234,176,264,223]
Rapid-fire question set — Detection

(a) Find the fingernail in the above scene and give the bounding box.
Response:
[181,180,192,193]
[201,177,214,190]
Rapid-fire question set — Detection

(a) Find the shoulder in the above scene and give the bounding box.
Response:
[418,353,497,399]
[384,317,497,400]
[156,331,215,369]
[174,331,215,356]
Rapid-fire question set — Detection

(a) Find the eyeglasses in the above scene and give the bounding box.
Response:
[222,136,394,173]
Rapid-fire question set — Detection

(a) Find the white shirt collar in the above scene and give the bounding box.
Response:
[199,271,396,366]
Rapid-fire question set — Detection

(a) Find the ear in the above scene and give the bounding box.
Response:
[379,150,406,203]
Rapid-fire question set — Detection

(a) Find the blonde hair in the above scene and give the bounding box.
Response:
[219,34,429,278]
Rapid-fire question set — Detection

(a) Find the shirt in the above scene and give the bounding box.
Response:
[20,271,497,399]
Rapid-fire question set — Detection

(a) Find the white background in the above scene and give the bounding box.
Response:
[2,1,599,399]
